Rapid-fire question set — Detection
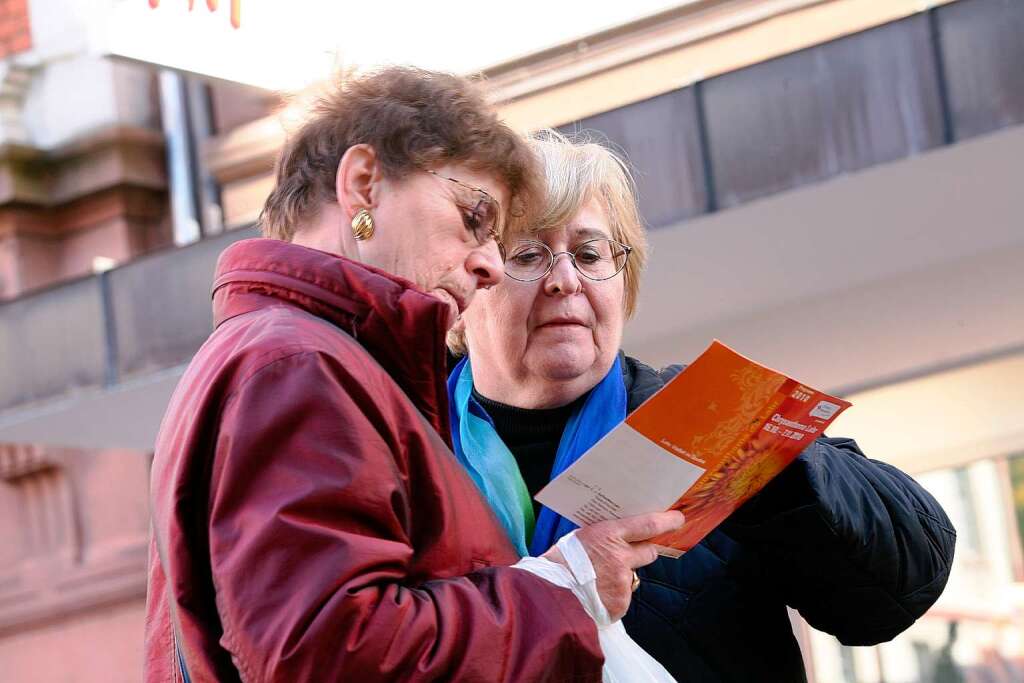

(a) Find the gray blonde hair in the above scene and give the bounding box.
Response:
[449,129,648,355]
[522,129,648,317]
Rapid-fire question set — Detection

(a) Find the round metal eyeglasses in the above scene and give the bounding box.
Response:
[503,238,633,282]
[424,169,502,252]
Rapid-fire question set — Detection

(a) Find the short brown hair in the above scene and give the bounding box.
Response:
[260,66,538,241]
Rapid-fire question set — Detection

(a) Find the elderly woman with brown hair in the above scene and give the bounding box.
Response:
[144,71,682,682]
[450,130,956,682]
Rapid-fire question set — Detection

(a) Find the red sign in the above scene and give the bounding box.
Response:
[148,0,240,29]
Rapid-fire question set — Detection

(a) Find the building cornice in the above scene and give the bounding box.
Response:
[0,125,166,210]
[203,114,281,185]
[201,0,961,208]
[1,2,972,241]
[487,0,959,130]
[482,0,824,101]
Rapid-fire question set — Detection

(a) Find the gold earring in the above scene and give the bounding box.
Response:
[351,209,374,241]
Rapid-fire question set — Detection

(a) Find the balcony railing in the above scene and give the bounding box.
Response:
[559,0,1024,227]
[0,227,258,412]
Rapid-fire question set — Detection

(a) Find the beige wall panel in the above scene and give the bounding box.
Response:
[74,449,150,564]
[830,354,1024,475]
[499,0,958,130]
[0,599,144,683]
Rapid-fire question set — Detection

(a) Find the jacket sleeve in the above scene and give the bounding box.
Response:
[720,436,956,645]
[207,351,603,681]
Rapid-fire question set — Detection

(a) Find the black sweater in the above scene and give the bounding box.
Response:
[471,388,578,517]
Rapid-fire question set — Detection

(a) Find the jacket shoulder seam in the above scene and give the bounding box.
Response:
[224,347,323,400]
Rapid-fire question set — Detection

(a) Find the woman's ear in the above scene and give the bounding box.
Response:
[335,144,382,219]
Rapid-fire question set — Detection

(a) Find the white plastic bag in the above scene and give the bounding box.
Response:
[513,532,678,683]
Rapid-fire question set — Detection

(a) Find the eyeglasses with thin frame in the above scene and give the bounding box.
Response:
[425,170,505,260]
[503,238,633,282]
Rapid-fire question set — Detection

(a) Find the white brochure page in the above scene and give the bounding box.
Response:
[535,422,705,528]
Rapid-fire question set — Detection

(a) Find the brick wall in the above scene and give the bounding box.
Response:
[0,128,171,300]
[0,0,31,59]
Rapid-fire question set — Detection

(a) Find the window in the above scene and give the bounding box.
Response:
[1007,455,1024,554]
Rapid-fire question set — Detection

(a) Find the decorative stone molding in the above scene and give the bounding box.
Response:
[0,124,170,298]
[0,125,167,211]
[0,62,32,147]
[0,445,149,636]
[0,444,79,565]
[0,443,58,481]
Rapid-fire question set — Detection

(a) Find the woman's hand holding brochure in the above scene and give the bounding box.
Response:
[514,527,679,683]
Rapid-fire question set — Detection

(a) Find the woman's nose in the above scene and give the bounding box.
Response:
[543,253,582,296]
[467,241,504,289]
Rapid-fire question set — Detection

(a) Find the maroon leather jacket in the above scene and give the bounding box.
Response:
[144,239,602,682]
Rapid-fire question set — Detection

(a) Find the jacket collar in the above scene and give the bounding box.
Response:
[621,353,685,413]
[211,238,453,443]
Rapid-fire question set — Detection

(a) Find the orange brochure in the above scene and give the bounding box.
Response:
[535,340,851,557]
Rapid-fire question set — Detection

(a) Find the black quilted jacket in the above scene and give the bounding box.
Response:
[620,354,956,682]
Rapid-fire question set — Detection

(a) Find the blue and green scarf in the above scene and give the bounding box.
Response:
[447,355,626,557]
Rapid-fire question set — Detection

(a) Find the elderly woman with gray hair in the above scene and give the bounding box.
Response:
[448,130,956,682]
